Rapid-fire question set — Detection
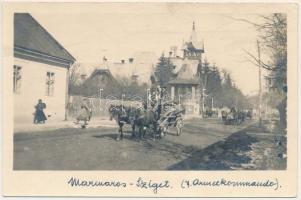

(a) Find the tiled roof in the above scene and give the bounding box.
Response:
[168,62,200,85]
[14,13,75,62]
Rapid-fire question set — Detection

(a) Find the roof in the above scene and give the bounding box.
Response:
[182,22,204,51]
[168,62,200,85]
[89,68,119,85]
[169,78,199,85]
[177,64,194,79]
[90,69,113,77]
[183,41,204,51]
[14,13,75,63]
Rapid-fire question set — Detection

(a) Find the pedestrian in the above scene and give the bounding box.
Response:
[76,98,92,126]
[34,99,47,124]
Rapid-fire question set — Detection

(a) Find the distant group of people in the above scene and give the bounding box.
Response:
[221,107,252,125]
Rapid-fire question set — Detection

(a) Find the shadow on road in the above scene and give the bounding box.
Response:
[92,132,199,161]
[167,130,258,170]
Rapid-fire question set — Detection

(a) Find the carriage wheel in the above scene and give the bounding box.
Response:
[176,126,182,136]
[176,120,183,136]
[159,126,167,138]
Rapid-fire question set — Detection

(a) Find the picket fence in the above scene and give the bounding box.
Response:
[67,95,143,119]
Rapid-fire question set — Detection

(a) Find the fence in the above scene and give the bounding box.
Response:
[67,95,143,119]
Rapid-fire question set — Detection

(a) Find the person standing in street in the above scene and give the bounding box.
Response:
[34,99,47,124]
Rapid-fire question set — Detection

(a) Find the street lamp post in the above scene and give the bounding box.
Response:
[178,94,181,110]
[122,94,125,106]
[147,89,150,109]
[202,88,206,117]
[99,88,103,112]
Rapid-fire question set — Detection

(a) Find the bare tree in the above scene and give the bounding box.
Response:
[69,62,82,86]
[233,13,287,132]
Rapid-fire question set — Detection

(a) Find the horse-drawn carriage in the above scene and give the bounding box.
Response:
[222,108,245,125]
[108,100,184,141]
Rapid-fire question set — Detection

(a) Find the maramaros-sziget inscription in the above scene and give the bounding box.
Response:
[66,177,281,194]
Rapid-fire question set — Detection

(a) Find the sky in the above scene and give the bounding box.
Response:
[30,3,271,95]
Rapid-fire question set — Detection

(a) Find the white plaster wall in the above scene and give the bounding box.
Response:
[14,58,68,124]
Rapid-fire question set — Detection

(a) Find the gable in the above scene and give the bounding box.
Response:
[14,13,75,65]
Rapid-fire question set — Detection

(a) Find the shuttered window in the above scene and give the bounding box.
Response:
[13,65,22,94]
[46,71,55,96]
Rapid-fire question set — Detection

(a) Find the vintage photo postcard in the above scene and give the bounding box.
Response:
[2,1,299,197]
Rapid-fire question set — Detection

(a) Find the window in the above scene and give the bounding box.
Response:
[46,72,55,96]
[13,65,22,94]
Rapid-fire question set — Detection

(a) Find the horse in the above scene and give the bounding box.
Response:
[109,103,164,141]
[108,105,137,140]
[246,110,252,119]
[236,111,245,124]
[221,111,228,123]
[134,107,160,140]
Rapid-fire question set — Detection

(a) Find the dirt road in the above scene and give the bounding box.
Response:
[14,118,254,170]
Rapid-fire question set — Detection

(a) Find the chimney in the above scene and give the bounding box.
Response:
[129,58,134,63]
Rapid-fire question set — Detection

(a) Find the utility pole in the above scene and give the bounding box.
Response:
[257,40,262,126]
[64,64,71,121]
[265,97,268,120]
[202,88,206,117]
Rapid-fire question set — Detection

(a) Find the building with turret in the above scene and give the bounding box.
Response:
[168,22,205,116]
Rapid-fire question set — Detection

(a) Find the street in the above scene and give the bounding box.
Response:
[14,118,258,170]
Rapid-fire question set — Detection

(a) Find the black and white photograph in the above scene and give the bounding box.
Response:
[2,2,299,198]
[12,5,289,171]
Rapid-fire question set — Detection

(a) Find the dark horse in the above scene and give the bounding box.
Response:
[109,105,137,140]
[135,107,159,140]
[109,105,160,140]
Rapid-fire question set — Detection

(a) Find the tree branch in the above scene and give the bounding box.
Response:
[222,15,260,27]
[243,49,276,71]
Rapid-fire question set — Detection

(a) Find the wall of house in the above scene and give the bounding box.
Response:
[14,57,68,124]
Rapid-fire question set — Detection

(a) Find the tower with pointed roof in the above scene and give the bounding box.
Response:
[166,22,206,116]
[182,22,204,60]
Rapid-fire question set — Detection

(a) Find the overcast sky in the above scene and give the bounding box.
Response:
[30,3,270,95]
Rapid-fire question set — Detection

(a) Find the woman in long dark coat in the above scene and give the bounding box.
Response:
[34,99,47,124]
